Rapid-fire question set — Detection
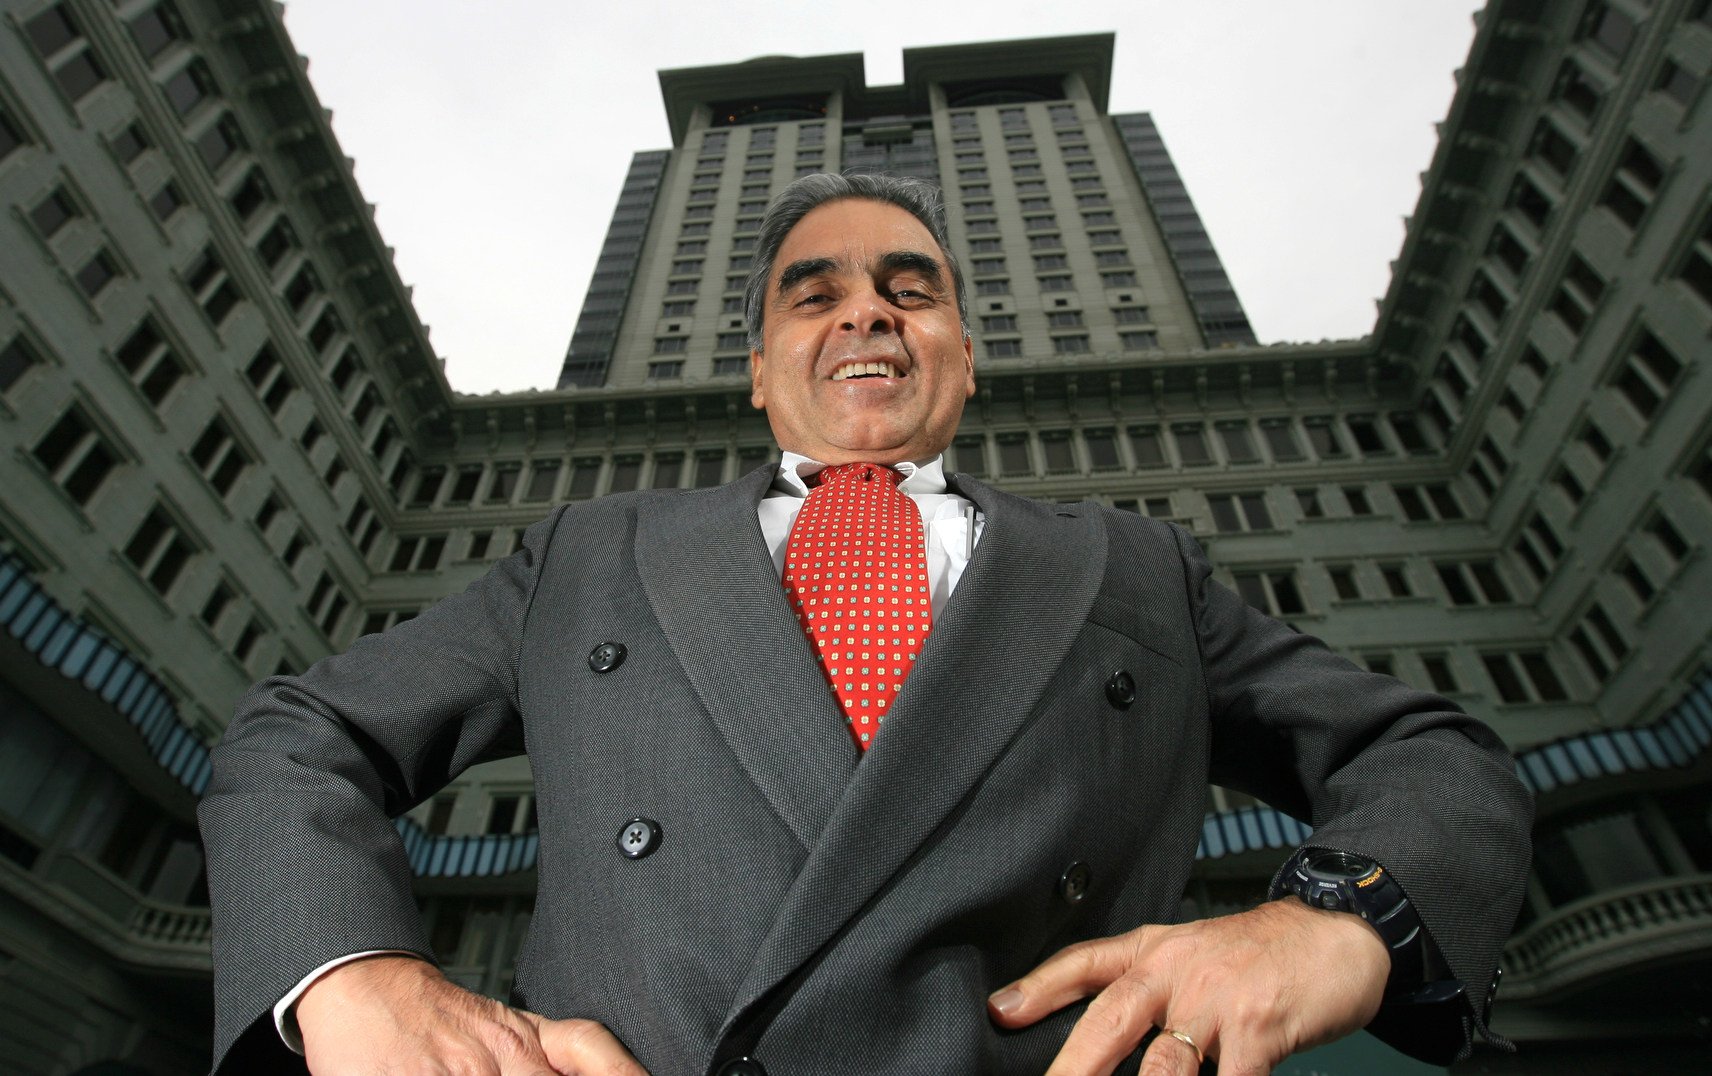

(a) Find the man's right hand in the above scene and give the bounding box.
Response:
[296,954,649,1075]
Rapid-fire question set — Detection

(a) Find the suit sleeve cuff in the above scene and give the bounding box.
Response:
[273,950,420,1053]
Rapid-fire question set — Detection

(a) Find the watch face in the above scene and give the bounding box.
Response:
[1305,850,1374,880]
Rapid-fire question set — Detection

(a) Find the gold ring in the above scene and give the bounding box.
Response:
[1162,1026,1204,1065]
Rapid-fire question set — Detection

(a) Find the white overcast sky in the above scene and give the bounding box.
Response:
[277,1,1479,396]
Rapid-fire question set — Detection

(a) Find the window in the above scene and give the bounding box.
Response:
[486,464,520,504]
[309,572,349,637]
[201,582,234,631]
[648,360,683,380]
[149,180,185,221]
[1344,487,1373,516]
[1657,59,1702,109]
[694,452,725,488]
[1326,566,1361,601]
[194,114,244,173]
[1393,484,1463,522]
[662,300,695,317]
[975,280,1010,296]
[1609,329,1682,423]
[190,416,250,497]
[1421,655,1459,694]
[1129,425,1165,467]
[523,460,560,502]
[609,457,642,493]
[1031,255,1065,271]
[1216,423,1258,463]
[566,458,601,500]
[1380,564,1412,598]
[1084,428,1119,471]
[713,356,749,376]
[1113,307,1150,324]
[1303,418,1346,459]
[1436,560,1512,606]
[1052,335,1089,355]
[1,108,27,163]
[1549,254,1605,335]
[256,218,297,270]
[123,505,195,597]
[1295,488,1323,520]
[986,339,1023,357]
[952,436,987,478]
[449,466,482,504]
[981,315,1017,333]
[1600,139,1665,230]
[186,247,240,324]
[129,3,186,61]
[1046,311,1083,328]
[1207,493,1272,532]
[1577,2,1637,64]
[1173,424,1211,466]
[26,5,108,102]
[389,534,447,573]
[1233,570,1306,617]
[33,405,119,505]
[30,188,78,237]
[1,336,44,396]
[1037,431,1074,474]
[162,60,214,117]
[116,318,186,408]
[1482,651,1567,703]
[1345,415,1387,456]
[1101,271,1136,287]
[75,250,119,298]
[1038,275,1074,292]
[651,453,683,489]
[996,435,1030,476]
[1261,420,1304,462]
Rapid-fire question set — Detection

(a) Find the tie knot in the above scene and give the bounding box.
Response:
[814,462,903,490]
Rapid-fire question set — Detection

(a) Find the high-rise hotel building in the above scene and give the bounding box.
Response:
[1,0,1709,1072]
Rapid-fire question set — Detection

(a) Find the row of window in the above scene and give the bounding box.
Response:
[950,411,1434,479]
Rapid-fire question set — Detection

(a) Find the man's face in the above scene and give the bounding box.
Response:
[750,198,975,465]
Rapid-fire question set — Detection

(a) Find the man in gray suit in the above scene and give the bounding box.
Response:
[199,173,1531,1075]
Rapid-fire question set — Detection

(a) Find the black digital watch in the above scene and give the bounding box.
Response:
[1272,847,1426,992]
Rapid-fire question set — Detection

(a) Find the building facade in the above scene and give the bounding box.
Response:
[0,0,1708,1072]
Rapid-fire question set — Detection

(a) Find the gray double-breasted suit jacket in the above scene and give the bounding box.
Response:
[199,463,1532,1074]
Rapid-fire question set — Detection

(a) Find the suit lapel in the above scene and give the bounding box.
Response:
[718,476,1109,1036]
[635,463,856,851]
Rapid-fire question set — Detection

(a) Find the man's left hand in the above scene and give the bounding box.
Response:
[987,898,1390,1075]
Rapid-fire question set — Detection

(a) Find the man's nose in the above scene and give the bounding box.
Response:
[836,287,898,336]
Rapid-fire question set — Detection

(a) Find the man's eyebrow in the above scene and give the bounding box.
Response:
[775,257,839,294]
[878,250,946,288]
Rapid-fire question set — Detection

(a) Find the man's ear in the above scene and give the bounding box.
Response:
[962,334,976,397]
[749,350,765,410]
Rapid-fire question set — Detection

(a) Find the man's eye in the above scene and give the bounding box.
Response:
[798,293,831,306]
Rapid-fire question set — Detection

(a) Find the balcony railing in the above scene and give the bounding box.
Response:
[1501,872,1712,998]
[0,849,212,973]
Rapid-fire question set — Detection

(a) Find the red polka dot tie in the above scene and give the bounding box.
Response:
[781,462,933,751]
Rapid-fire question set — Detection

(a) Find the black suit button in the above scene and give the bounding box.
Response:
[1058,861,1091,904]
[588,641,627,672]
[716,1058,766,1076]
[617,817,661,859]
[1105,670,1136,709]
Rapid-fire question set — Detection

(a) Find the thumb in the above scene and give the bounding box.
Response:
[529,1014,651,1075]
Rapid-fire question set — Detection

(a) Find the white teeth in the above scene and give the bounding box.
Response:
[831,361,902,381]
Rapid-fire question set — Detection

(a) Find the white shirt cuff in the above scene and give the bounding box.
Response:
[273,950,419,1053]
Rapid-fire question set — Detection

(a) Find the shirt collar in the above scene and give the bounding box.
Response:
[774,451,949,498]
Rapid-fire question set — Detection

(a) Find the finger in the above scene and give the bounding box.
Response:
[1136,1028,1203,1076]
[989,929,1160,1028]
[532,1016,650,1076]
[1043,974,1161,1076]
[1196,1031,1273,1076]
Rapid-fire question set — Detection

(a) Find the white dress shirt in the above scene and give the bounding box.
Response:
[274,452,984,1051]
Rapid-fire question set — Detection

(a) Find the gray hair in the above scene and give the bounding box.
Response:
[743,173,970,352]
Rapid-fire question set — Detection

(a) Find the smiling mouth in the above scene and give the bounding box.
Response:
[831,361,904,381]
